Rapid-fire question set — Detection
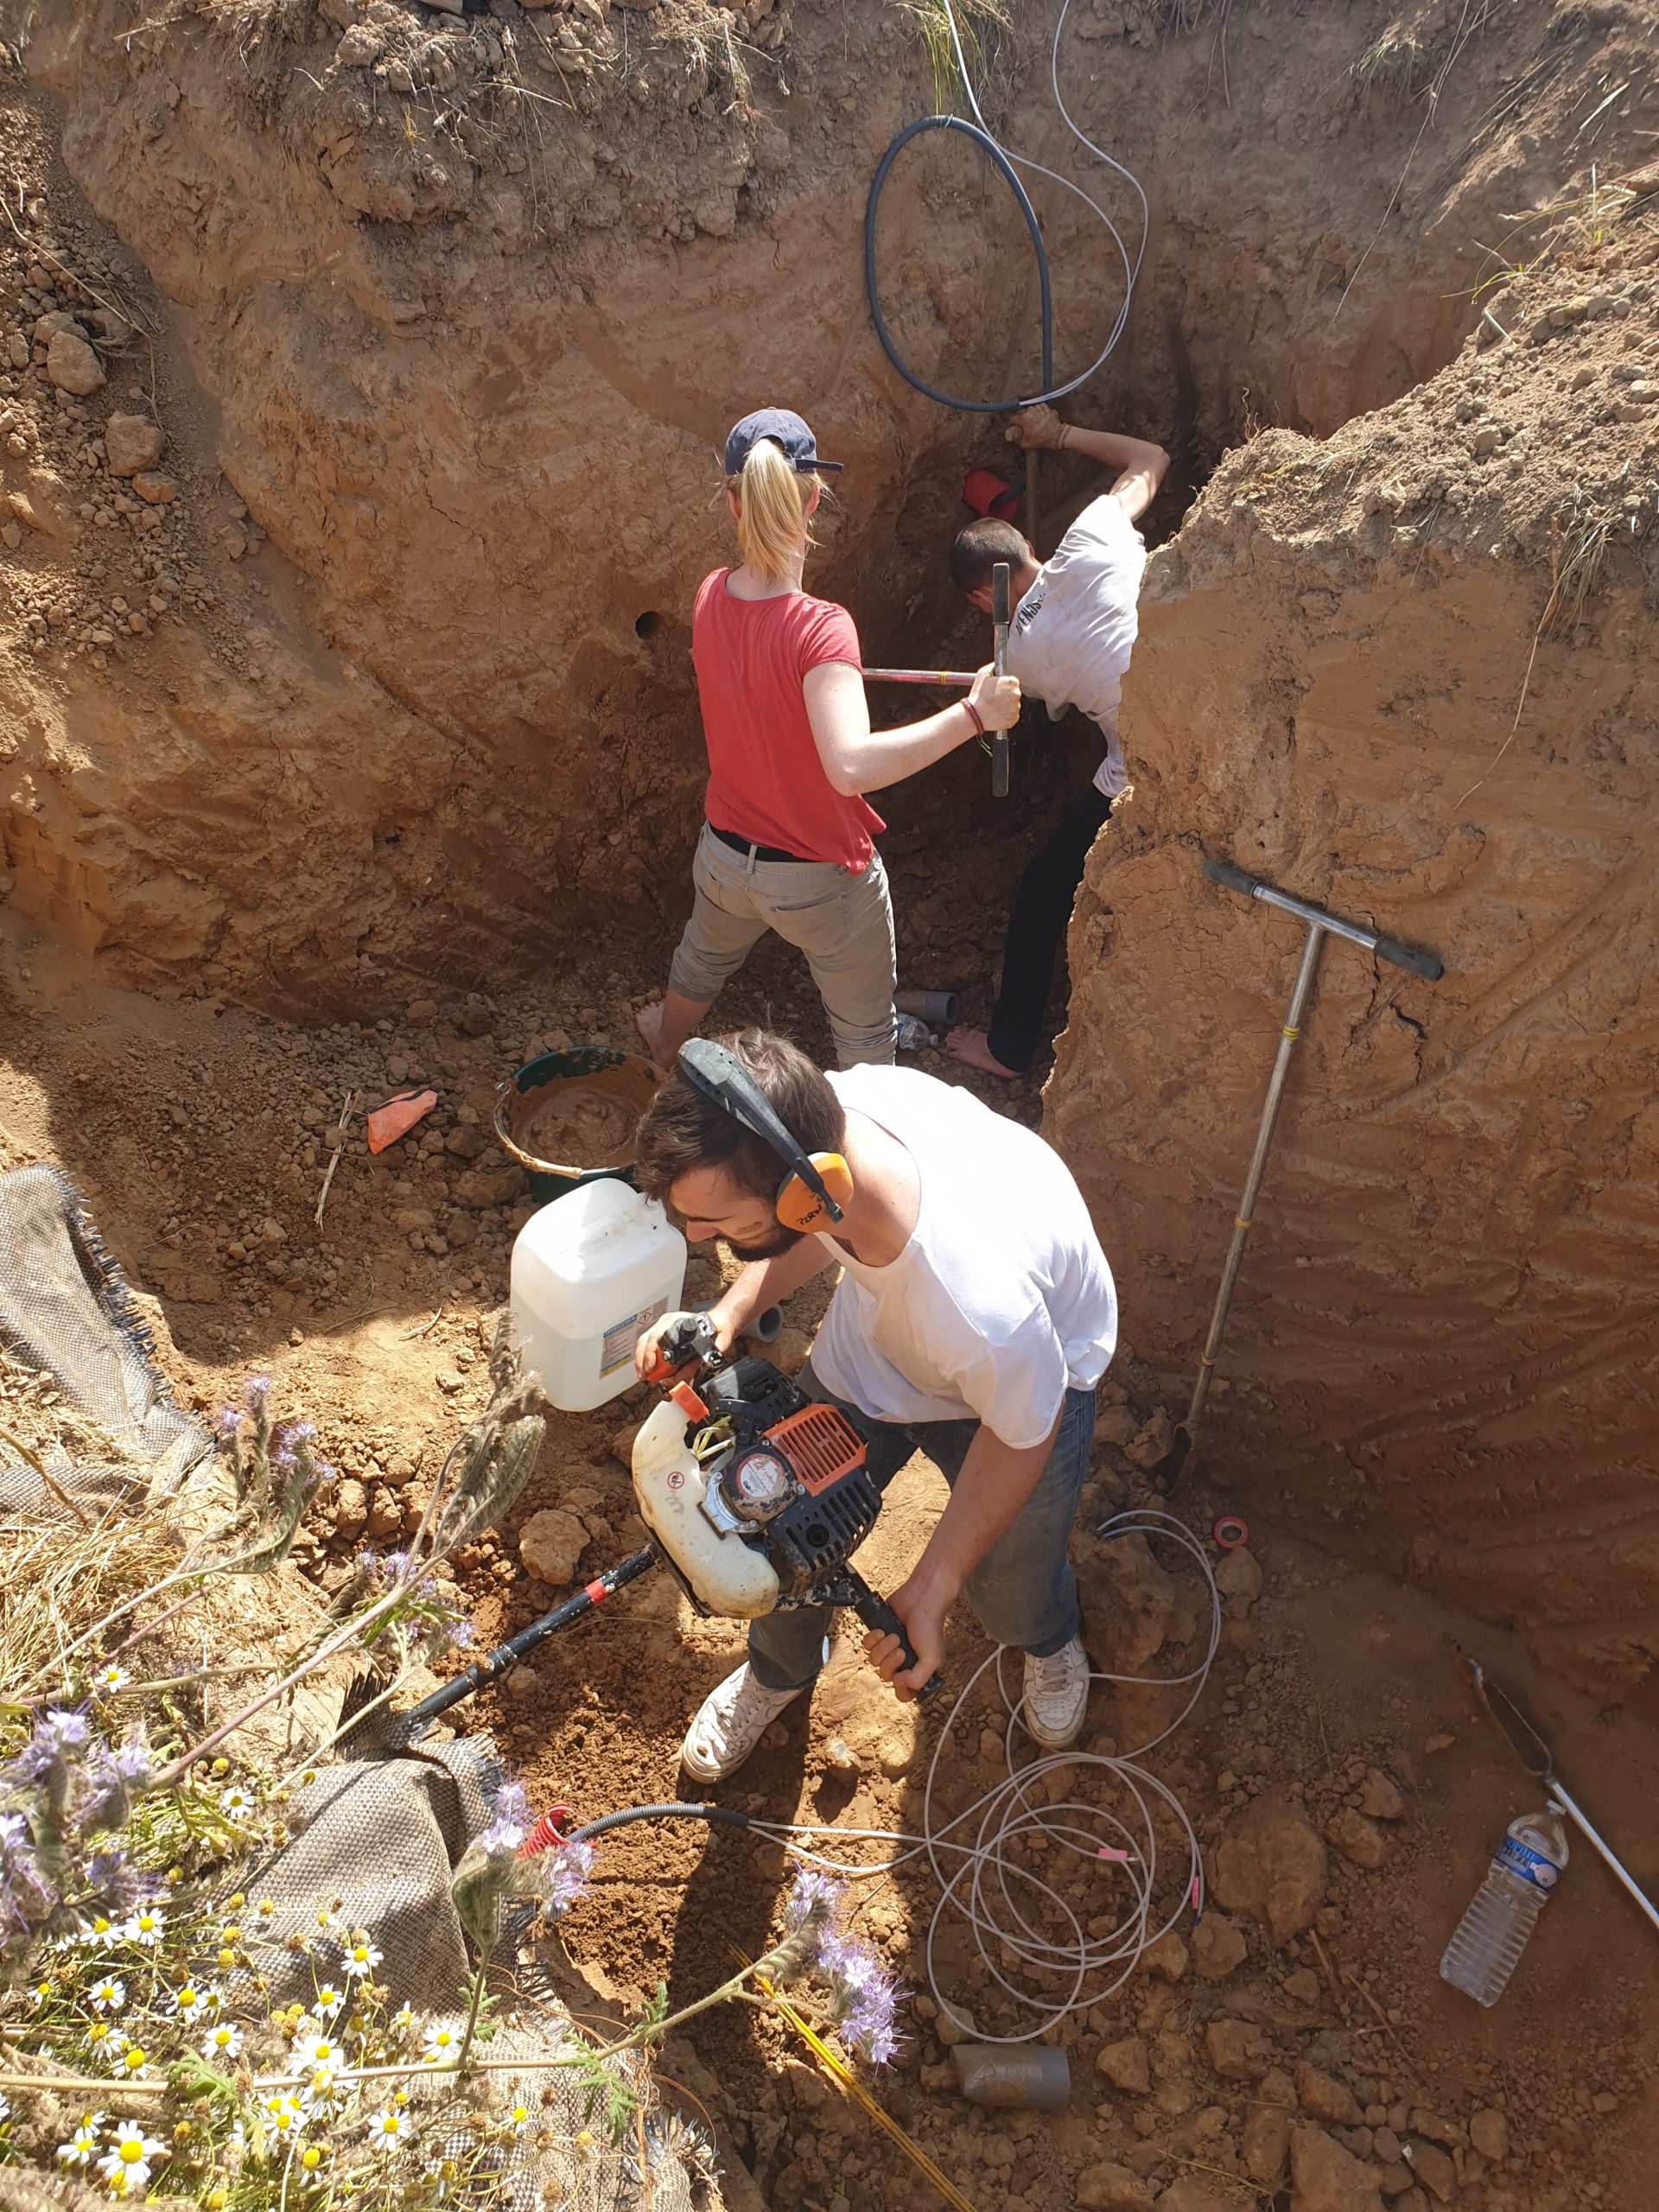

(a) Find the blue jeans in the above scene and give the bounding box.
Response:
[747,1357,1095,1691]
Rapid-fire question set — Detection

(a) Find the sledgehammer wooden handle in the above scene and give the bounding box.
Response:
[990,561,1011,800]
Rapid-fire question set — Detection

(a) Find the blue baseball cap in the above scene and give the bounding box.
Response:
[723,406,843,477]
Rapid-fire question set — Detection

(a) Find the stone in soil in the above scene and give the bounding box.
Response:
[1211,1794,1329,1943]
[1076,2163,1154,2212]
[104,411,165,475]
[1096,2035,1151,2094]
[1190,1911,1247,1980]
[1205,2016,1273,2080]
[1290,2121,1385,2212]
[1296,2062,1359,2124]
[1243,2065,1297,2183]
[518,1505,589,1586]
[46,326,104,392]
[1325,1806,1389,1867]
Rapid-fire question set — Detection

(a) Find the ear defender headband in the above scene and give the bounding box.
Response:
[677,1039,854,1234]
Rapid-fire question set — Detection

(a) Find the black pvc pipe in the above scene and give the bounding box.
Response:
[865,113,1055,413]
[563,1802,754,1848]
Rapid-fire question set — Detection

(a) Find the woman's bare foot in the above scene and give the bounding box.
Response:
[945,1027,1023,1081]
[634,1000,669,1066]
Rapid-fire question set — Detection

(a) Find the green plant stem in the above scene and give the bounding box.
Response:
[455,1948,492,2072]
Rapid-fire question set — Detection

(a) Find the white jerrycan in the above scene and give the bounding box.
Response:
[510,1179,685,1412]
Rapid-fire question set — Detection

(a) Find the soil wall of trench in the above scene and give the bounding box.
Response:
[12,0,1634,994]
[3,0,1658,1681]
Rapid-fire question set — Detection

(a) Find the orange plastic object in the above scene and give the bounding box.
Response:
[765,1403,866,1495]
[670,1381,708,1421]
[962,467,1021,521]
[366,1088,438,1154]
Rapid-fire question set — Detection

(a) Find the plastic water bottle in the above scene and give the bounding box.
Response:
[1440,1808,1569,2006]
[894,1014,935,1051]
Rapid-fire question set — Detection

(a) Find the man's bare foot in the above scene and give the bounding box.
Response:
[634,1000,669,1067]
[945,1027,1023,1081]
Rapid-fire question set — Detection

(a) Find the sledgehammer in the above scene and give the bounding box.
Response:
[1158,857,1445,1497]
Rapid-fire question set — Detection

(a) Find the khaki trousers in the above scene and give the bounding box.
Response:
[667,823,897,1067]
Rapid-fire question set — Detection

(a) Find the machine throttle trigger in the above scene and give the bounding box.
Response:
[841,1570,944,1701]
[642,1310,719,1386]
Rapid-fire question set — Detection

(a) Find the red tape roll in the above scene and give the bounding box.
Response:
[1212,1516,1249,1551]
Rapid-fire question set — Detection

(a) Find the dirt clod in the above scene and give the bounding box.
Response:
[1291,2123,1384,2212]
[1212,1796,1329,1943]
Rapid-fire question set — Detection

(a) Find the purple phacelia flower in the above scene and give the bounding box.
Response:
[537,1840,594,1919]
[10,1707,92,1783]
[243,1374,272,1412]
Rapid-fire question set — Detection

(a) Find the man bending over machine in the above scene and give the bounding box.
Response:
[631,1028,1116,1783]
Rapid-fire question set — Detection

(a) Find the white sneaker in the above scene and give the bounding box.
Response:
[681,1662,807,1784]
[1023,1636,1090,1749]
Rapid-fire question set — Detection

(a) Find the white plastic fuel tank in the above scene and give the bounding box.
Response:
[631,1398,780,1618]
[511,1179,685,1412]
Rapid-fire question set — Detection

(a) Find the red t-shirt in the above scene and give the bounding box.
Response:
[692,569,885,869]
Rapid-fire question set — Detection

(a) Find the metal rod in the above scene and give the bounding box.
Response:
[1547,1781,1659,1937]
[859,667,979,687]
[990,563,1011,800]
[1179,922,1327,1441]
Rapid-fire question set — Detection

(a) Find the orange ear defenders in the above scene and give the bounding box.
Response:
[677,1039,854,1233]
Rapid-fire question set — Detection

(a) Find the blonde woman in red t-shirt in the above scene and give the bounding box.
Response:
[636,408,1020,1070]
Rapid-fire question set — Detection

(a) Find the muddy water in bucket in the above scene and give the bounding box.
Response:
[494,1048,664,1203]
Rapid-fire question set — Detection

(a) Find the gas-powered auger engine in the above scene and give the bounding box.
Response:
[632,1350,944,1699]
[365,1332,942,1750]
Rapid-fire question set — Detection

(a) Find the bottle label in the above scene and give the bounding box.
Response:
[1494,1835,1560,1891]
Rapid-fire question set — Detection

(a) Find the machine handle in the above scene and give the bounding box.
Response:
[1202,855,1445,982]
[1375,933,1446,982]
[642,1304,785,1384]
[1200,856,1260,896]
[842,1572,944,1701]
[990,561,1011,801]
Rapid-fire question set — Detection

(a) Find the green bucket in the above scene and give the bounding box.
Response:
[493,1046,666,1206]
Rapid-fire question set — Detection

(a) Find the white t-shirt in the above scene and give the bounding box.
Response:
[809,1066,1117,1449]
[1006,495,1146,799]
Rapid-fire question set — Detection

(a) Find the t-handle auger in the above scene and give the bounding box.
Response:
[990,560,1012,799]
[1159,857,1446,1497]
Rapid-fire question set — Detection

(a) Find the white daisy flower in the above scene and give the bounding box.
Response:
[96,2121,164,2198]
[202,2020,244,2065]
[89,1977,126,2014]
[368,2107,414,2153]
[92,1663,129,1695]
[170,1982,217,2020]
[57,2113,105,2167]
[289,2031,344,2077]
[261,2093,304,2142]
[118,2043,149,2079]
[391,2001,416,2041]
[420,2020,461,2064]
[310,1984,346,2021]
[121,1906,165,1947]
[83,2022,124,2062]
[219,1783,255,1821]
[341,1935,382,1979]
[299,2063,345,2112]
[74,1915,116,1947]
[506,2099,532,2135]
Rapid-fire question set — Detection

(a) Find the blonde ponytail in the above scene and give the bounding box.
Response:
[728,438,820,587]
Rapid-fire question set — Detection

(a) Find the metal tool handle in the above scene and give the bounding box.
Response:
[861,667,979,687]
[1201,856,1445,980]
[990,561,1011,800]
[401,1546,659,1740]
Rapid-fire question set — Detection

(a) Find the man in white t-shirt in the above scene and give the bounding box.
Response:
[944,408,1169,1081]
[632,1029,1116,1783]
